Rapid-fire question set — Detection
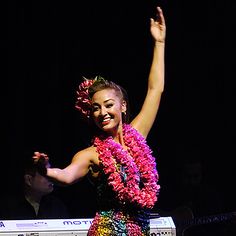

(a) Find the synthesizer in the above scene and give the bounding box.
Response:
[0,217,176,236]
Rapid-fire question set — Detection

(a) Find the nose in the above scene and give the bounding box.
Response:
[100,106,107,116]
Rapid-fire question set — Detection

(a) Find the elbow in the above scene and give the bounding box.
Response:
[62,175,81,185]
[49,168,79,186]
[149,86,164,94]
[149,79,164,93]
[63,169,85,185]
[55,177,79,186]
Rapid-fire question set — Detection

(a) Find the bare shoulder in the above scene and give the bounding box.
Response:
[72,145,99,165]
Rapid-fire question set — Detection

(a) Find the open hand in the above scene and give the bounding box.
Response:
[150,6,166,43]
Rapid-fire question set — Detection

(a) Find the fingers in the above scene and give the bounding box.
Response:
[33,151,49,161]
[150,18,155,25]
[150,6,165,27]
[34,151,48,157]
[157,6,165,26]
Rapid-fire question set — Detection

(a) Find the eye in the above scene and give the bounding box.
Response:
[92,106,99,112]
[106,103,113,108]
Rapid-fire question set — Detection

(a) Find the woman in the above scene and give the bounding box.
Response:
[34,6,166,235]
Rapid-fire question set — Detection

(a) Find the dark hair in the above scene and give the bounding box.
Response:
[23,158,38,177]
[23,155,47,177]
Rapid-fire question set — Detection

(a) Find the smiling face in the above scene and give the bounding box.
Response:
[91,88,126,134]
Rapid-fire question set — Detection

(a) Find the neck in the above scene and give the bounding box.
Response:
[25,192,42,215]
[109,121,124,138]
[25,191,43,204]
[113,130,123,142]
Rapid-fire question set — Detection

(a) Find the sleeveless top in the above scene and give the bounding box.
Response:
[87,171,151,236]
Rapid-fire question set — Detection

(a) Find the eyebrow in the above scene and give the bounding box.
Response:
[92,98,115,106]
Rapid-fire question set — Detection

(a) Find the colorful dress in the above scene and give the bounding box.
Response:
[88,171,151,235]
[87,124,160,236]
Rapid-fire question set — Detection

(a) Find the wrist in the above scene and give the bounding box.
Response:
[155,41,165,46]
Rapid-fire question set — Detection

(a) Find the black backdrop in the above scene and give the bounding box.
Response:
[3,0,236,220]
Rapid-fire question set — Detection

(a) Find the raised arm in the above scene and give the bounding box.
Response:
[33,148,97,185]
[131,6,166,138]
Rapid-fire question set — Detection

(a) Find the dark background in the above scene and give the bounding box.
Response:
[3,0,236,231]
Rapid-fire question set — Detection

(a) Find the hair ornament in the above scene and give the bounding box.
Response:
[75,76,105,119]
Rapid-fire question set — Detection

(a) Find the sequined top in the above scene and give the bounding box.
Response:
[87,171,151,236]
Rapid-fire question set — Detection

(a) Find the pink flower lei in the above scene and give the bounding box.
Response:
[94,124,160,209]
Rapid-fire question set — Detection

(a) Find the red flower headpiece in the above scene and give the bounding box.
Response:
[75,77,95,119]
[75,76,106,119]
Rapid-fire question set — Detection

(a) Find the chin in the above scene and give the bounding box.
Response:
[101,122,116,130]
[48,189,54,194]
[48,186,54,192]
[100,126,112,133]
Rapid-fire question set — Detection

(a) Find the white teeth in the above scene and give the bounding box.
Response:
[103,117,110,122]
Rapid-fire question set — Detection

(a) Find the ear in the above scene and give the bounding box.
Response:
[121,100,127,113]
[24,174,33,187]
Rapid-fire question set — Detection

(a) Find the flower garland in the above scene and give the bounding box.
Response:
[94,124,160,209]
[75,78,95,119]
[75,76,106,119]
